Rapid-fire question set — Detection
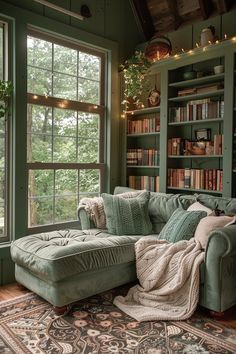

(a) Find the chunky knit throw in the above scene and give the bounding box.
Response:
[114,237,204,321]
[78,197,106,229]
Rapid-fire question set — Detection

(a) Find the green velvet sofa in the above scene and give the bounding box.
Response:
[11,186,236,314]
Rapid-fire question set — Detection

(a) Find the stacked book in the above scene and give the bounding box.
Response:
[128,175,160,192]
[127,149,159,166]
[168,168,223,192]
[168,135,223,155]
[169,99,224,122]
[127,115,160,134]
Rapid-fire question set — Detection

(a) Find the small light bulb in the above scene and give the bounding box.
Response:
[188,50,193,54]
[93,105,98,109]
[196,42,199,48]
[181,48,185,53]
[208,40,212,44]
[121,113,126,118]
[232,37,236,42]
[33,95,38,99]
[224,34,227,39]
[215,40,219,44]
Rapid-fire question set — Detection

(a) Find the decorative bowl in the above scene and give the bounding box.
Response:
[183,71,197,80]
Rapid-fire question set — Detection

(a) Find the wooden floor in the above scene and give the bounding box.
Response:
[0,283,236,329]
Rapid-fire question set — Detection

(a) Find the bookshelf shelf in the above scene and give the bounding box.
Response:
[169,73,224,88]
[168,89,224,102]
[126,106,160,116]
[168,155,223,158]
[167,186,222,194]
[168,118,223,126]
[127,132,160,137]
[127,165,160,169]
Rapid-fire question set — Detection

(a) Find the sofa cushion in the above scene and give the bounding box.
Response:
[148,193,196,233]
[194,215,236,249]
[196,194,236,214]
[102,191,152,235]
[159,208,207,243]
[11,229,143,282]
[187,201,212,215]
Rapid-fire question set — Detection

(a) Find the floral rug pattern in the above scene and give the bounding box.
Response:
[0,284,236,353]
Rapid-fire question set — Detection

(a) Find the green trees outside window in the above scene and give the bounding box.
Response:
[27,34,105,228]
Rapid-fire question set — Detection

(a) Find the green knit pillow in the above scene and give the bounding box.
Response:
[102,191,152,235]
[159,208,207,243]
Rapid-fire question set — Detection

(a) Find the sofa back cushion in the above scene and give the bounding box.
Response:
[114,186,196,234]
[102,191,152,235]
[159,208,207,243]
[196,194,236,214]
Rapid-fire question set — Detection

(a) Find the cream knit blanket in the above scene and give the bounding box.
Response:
[78,197,106,229]
[114,237,204,321]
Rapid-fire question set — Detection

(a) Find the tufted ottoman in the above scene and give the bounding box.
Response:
[11,229,142,312]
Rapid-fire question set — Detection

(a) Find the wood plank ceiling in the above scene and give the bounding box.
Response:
[130,0,236,40]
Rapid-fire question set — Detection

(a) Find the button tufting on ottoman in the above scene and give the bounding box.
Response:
[11,229,142,307]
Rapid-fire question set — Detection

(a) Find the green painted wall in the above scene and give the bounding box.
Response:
[0,0,144,285]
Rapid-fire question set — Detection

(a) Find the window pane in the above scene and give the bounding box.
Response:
[78,77,100,104]
[29,134,52,162]
[28,105,52,134]
[55,170,77,195]
[53,108,77,137]
[79,52,100,81]
[54,44,77,76]
[28,66,52,96]
[55,196,77,222]
[53,73,77,100]
[29,197,54,226]
[53,137,76,162]
[79,169,100,195]
[78,112,99,139]
[28,170,54,227]
[78,138,99,163]
[27,36,52,70]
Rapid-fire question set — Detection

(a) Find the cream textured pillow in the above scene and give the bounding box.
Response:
[187,201,212,215]
[194,215,236,249]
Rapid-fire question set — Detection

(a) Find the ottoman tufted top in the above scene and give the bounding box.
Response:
[11,229,143,282]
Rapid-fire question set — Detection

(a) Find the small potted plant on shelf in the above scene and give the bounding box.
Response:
[0,80,13,119]
[120,51,152,111]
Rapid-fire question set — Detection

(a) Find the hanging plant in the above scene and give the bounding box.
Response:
[0,80,13,119]
[120,51,152,110]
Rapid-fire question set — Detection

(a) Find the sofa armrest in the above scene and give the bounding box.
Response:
[77,207,96,230]
[201,224,236,311]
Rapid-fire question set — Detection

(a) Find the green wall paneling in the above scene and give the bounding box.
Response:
[44,0,71,25]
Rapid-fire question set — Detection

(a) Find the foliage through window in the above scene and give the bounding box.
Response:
[27,32,105,229]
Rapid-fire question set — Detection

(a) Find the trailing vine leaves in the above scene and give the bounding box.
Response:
[120,51,152,109]
[0,80,13,119]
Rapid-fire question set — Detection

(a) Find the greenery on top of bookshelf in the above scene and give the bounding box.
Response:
[121,51,152,109]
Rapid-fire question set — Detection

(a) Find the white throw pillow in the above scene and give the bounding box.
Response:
[187,201,212,215]
[194,215,236,249]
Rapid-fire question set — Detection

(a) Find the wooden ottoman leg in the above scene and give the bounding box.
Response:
[53,305,69,315]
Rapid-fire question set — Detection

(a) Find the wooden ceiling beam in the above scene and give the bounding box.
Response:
[166,0,181,30]
[215,0,233,14]
[198,0,213,19]
[129,0,155,40]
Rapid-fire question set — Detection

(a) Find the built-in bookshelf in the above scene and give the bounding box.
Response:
[126,106,160,192]
[167,56,225,195]
[122,40,236,197]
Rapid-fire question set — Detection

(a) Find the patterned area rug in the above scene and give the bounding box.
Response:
[0,284,236,354]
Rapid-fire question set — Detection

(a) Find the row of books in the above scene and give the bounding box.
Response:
[128,175,160,192]
[168,168,223,191]
[127,149,159,166]
[127,115,160,134]
[168,135,223,156]
[169,99,224,122]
